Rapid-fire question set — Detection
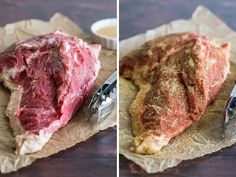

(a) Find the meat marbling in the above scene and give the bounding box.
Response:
[120,32,230,154]
[0,31,101,155]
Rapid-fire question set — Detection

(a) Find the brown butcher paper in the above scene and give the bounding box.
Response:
[0,14,116,173]
[119,5,236,173]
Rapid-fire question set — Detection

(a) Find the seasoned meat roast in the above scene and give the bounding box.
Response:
[120,32,230,154]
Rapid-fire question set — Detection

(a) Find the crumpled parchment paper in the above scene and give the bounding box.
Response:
[0,13,116,173]
[119,5,236,173]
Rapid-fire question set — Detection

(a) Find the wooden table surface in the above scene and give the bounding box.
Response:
[120,0,236,40]
[0,0,116,177]
[120,0,236,177]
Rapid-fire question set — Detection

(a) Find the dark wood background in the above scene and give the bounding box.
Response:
[0,0,116,177]
[0,0,116,34]
[120,0,236,177]
[120,0,236,40]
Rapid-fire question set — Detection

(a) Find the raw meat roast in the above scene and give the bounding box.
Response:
[0,31,101,155]
[120,32,230,154]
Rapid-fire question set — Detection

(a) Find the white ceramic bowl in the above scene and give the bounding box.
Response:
[91,18,117,50]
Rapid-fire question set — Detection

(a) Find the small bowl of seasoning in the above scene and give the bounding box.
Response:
[91,18,117,50]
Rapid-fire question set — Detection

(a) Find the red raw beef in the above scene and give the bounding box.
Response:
[0,31,101,154]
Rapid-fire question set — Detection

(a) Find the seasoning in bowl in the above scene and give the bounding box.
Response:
[91,18,117,50]
[96,26,117,38]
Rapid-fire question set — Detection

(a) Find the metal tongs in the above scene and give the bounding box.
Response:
[85,71,117,123]
[223,81,236,135]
